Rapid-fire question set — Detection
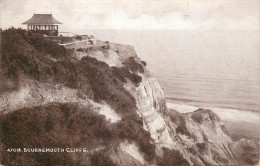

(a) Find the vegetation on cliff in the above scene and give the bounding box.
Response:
[0,103,155,165]
[3,28,252,166]
[0,28,160,165]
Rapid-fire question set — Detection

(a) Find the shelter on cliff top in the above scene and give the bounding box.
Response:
[22,14,62,36]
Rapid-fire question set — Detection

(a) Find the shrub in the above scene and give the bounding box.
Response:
[0,28,157,165]
[76,48,84,52]
[158,148,189,166]
[91,152,116,166]
[141,61,147,66]
[0,102,157,165]
[0,28,71,92]
[0,103,115,165]
[123,57,144,73]
[75,36,82,40]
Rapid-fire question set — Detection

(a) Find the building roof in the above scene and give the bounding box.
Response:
[22,14,62,25]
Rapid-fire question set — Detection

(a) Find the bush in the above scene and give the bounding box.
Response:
[123,57,144,73]
[0,28,71,92]
[0,103,115,165]
[91,152,116,166]
[0,28,156,165]
[158,148,189,166]
[76,48,84,52]
[141,61,147,66]
[0,102,157,165]
[75,35,82,40]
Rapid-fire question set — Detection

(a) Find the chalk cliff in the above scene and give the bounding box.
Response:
[0,28,259,165]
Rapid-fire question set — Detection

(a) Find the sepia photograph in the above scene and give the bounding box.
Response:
[0,0,259,165]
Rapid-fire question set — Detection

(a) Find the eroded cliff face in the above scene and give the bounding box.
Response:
[0,29,259,166]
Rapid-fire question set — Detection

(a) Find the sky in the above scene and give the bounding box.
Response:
[0,0,259,31]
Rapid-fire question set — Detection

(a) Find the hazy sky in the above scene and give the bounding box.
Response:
[0,0,259,31]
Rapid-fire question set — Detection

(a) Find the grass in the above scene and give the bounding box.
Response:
[0,29,143,115]
[0,28,156,165]
[0,102,156,165]
[0,103,104,165]
[0,28,71,93]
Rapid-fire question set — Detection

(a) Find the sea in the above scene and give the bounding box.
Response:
[79,30,260,140]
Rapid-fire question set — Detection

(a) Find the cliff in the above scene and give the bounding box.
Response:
[0,28,259,166]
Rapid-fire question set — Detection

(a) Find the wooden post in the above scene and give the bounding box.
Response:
[56,25,59,36]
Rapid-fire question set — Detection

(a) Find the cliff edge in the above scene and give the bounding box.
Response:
[0,28,259,166]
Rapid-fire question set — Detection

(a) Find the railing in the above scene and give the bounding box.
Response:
[58,39,98,46]
[58,32,77,37]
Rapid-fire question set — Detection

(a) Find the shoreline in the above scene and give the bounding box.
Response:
[167,102,260,141]
[166,97,260,114]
